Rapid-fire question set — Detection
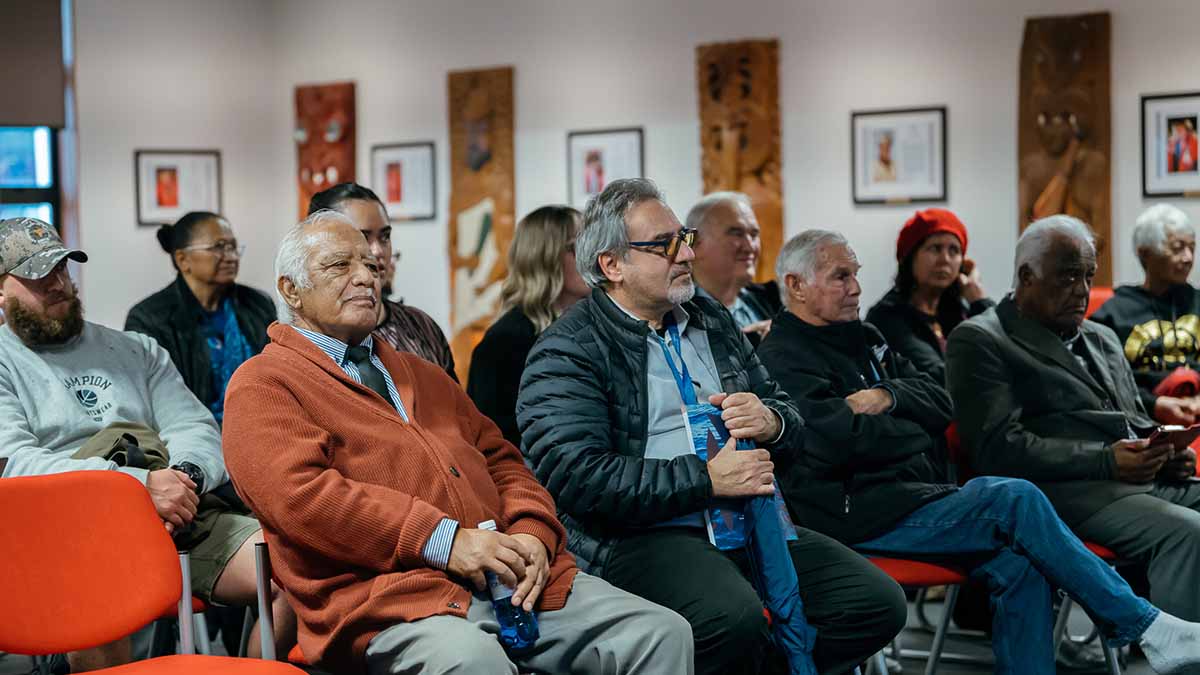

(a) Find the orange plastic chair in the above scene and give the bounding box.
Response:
[866,556,970,675]
[0,471,303,674]
[1086,287,1114,319]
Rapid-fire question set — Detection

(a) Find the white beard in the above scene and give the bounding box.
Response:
[667,278,696,306]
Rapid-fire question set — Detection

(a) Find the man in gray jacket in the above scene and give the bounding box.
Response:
[0,218,294,668]
[947,214,1200,623]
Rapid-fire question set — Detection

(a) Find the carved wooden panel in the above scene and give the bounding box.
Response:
[294,82,356,219]
[1018,13,1112,286]
[447,66,515,384]
[697,38,783,283]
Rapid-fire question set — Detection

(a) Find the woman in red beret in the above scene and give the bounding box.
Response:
[866,208,993,382]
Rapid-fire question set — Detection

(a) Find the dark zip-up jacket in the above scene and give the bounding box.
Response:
[125,274,274,409]
[757,311,955,544]
[516,288,805,577]
[1090,283,1200,411]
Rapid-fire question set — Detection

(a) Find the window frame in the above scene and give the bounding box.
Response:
[0,127,62,226]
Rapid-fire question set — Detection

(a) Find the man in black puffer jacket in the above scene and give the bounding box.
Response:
[759,229,1199,675]
[517,179,906,675]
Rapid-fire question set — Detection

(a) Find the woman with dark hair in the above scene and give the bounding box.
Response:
[307,182,457,380]
[126,212,274,424]
[467,205,589,445]
[866,208,993,383]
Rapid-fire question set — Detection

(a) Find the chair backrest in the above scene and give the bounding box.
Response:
[1085,286,1113,319]
[0,471,182,655]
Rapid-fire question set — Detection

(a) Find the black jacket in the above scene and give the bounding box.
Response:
[516,288,806,577]
[758,311,955,544]
[467,307,538,447]
[1090,283,1200,412]
[125,274,274,408]
[865,287,994,383]
[946,297,1156,527]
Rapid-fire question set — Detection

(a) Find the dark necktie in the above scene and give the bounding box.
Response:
[345,345,395,410]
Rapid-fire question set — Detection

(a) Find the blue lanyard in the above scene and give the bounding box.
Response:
[656,313,698,406]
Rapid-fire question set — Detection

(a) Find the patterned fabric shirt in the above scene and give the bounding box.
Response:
[374,300,458,383]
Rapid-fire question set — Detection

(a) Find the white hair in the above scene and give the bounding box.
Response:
[1133,203,1193,262]
[576,178,664,287]
[685,191,753,233]
[272,209,356,324]
[1012,215,1096,288]
[776,229,849,302]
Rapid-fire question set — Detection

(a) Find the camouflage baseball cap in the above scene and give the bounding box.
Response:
[0,217,88,279]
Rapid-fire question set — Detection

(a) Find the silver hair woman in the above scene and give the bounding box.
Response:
[1091,204,1200,424]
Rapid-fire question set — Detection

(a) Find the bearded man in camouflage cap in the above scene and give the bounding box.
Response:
[0,218,296,668]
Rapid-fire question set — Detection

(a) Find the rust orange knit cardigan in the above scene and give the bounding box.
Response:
[223,323,577,670]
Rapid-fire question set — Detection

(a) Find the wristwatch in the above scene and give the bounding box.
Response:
[171,461,206,495]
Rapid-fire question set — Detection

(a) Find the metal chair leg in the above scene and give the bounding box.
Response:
[254,542,276,660]
[177,552,196,656]
[192,611,212,655]
[238,605,255,657]
[924,584,960,675]
[1053,592,1074,650]
[1102,642,1121,675]
[871,649,889,675]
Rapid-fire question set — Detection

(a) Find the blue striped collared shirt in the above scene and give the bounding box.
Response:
[293,325,457,569]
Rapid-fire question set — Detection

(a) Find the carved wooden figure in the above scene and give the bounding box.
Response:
[447,66,515,384]
[294,82,356,219]
[697,38,783,283]
[1018,13,1112,286]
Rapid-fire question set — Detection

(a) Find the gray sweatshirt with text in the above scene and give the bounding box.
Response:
[0,321,227,492]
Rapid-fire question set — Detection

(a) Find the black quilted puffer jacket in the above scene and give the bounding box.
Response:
[516,287,806,577]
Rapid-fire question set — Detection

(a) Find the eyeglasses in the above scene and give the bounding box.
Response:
[628,228,697,263]
[180,241,245,258]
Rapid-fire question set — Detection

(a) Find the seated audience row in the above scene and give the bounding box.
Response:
[2,178,1200,674]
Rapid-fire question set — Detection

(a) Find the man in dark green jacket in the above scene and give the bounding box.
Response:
[518,179,905,675]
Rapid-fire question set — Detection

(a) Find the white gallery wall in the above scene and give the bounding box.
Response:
[74,0,1200,331]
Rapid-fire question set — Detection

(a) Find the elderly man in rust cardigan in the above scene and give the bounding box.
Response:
[223,210,692,675]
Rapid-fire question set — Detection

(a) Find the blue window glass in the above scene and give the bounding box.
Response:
[0,127,53,188]
[0,203,53,225]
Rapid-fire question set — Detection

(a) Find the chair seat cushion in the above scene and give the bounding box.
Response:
[869,557,968,586]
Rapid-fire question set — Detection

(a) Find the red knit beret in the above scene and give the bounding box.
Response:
[896,208,968,261]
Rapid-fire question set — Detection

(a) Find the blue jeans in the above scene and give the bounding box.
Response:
[854,477,1158,675]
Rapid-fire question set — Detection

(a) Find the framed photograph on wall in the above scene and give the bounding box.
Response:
[851,107,946,205]
[567,127,644,210]
[1142,92,1200,198]
[134,150,221,226]
[370,141,436,221]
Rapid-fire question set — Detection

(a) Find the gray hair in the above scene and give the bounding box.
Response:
[272,209,356,324]
[1012,215,1096,288]
[685,191,753,233]
[776,229,849,301]
[1133,203,1193,260]
[576,177,665,287]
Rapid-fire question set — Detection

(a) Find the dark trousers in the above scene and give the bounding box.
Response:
[604,527,906,675]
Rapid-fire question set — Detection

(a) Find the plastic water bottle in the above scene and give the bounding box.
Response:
[478,520,540,654]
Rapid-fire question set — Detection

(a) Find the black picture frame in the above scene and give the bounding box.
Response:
[133,149,222,226]
[850,106,947,205]
[566,127,644,210]
[369,141,437,221]
[1141,91,1200,198]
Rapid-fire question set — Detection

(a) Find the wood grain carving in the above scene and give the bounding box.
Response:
[1018,13,1112,286]
[697,38,783,283]
[294,81,356,219]
[447,66,515,384]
